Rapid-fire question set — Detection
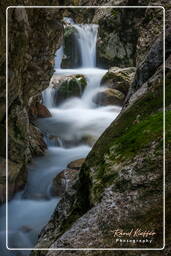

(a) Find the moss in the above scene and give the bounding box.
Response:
[109,111,163,161]
[111,9,119,17]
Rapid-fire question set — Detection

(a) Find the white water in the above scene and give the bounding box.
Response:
[73,24,98,67]
[0,21,121,254]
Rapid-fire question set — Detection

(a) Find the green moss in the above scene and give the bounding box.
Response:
[111,9,119,17]
[109,111,163,160]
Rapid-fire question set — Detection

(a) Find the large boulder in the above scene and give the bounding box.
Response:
[101,67,136,95]
[93,67,135,106]
[51,74,87,105]
[93,88,125,106]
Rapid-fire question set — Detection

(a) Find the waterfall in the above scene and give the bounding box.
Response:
[55,46,63,69]
[0,20,121,255]
[73,24,98,67]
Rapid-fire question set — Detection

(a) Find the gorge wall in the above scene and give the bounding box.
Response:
[0,0,170,255]
[0,1,64,202]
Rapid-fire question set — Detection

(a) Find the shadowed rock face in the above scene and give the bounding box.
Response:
[31,4,171,253]
[0,2,63,202]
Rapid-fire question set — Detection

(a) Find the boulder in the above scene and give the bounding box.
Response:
[67,158,85,170]
[51,168,80,197]
[101,67,136,95]
[51,74,87,105]
[93,88,125,106]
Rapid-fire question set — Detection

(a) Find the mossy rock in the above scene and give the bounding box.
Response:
[52,74,87,105]
[101,67,136,95]
[62,25,81,68]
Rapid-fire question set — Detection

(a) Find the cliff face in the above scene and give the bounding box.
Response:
[0,1,63,202]
[32,2,170,256]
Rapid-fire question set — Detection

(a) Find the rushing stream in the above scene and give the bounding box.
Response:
[0,20,121,255]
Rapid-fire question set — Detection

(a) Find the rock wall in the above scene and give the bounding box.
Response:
[31,2,171,256]
[0,1,63,203]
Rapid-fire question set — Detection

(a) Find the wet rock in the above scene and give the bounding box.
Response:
[20,225,33,233]
[101,67,136,95]
[61,25,81,68]
[29,99,51,120]
[51,74,87,105]
[51,168,80,197]
[67,158,85,170]
[0,157,26,203]
[93,88,125,106]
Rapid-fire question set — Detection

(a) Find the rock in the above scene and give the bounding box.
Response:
[29,124,47,156]
[51,74,87,105]
[67,158,85,170]
[136,5,164,64]
[51,168,80,197]
[93,88,125,106]
[0,157,26,203]
[0,158,6,203]
[0,4,63,201]
[125,27,171,105]
[101,67,136,95]
[96,6,147,68]
[61,25,81,68]
[33,30,171,254]
[29,102,51,119]
[36,103,51,118]
[20,225,33,233]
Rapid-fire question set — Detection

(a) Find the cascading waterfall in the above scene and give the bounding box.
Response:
[0,19,121,255]
[73,24,98,67]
